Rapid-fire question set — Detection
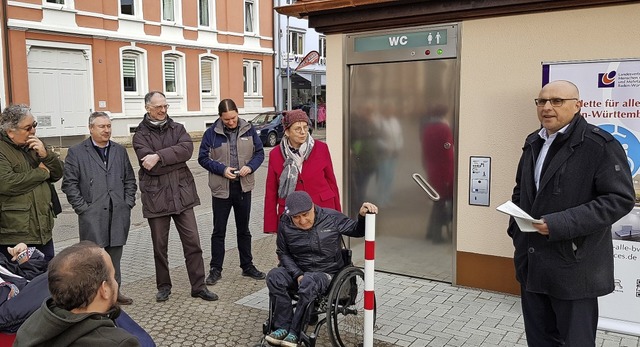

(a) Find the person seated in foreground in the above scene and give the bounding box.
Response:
[0,243,49,333]
[14,241,141,346]
[265,191,378,347]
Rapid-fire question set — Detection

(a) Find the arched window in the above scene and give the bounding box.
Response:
[121,49,146,95]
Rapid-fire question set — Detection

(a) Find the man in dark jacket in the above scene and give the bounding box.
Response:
[132,91,217,303]
[509,80,635,346]
[62,112,137,305]
[14,241,140,346]
[265,191,378,347]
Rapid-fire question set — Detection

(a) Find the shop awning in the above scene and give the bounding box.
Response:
[296,72,326,86]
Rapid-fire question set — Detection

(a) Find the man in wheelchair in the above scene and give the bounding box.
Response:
[265,191,378,347]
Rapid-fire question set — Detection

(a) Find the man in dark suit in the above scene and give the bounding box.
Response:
[509,80,635,346]
[62,112,137,305]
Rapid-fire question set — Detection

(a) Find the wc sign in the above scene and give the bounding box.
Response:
[354,29,448,52]
[388,35,408,46]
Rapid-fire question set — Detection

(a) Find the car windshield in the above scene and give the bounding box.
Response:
[251,113,276,125]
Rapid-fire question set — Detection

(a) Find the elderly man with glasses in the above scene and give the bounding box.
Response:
[132,91,218,303]
[0,104,63,262]
[508,80,635,346]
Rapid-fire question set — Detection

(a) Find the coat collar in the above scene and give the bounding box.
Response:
[82,138,108,170]
[531,113,586,193]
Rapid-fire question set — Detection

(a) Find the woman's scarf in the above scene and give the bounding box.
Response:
[278,134,315,198]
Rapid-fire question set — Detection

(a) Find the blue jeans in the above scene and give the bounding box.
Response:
[210,181,254,272]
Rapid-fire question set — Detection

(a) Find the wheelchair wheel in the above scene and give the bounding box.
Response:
[326,267,376,347]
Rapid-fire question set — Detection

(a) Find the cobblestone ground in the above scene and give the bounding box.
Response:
[121,236,394,347]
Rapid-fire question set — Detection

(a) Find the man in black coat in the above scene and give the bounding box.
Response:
[509,80,635,346]
[265,191,377,347]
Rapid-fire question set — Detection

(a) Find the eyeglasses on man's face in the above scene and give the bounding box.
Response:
[534,98,578,107]
[149,104,170,110]
[19,121,38,132]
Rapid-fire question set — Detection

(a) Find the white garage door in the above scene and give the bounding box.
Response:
[28,47,91,137]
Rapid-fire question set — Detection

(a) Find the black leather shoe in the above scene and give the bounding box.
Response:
[117,292,133,305]
[155,288,171,302]
[206,269,221,285]
[242,265,266,280]
[191,288,219,301]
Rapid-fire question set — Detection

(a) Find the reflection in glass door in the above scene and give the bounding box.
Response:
[347,59,457,282]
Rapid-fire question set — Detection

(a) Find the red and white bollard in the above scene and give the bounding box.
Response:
[364,213,376,347]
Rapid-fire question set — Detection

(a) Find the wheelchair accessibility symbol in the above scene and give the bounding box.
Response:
[599,124,640,176]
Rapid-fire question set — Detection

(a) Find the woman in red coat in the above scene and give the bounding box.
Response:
[263,109,341,233]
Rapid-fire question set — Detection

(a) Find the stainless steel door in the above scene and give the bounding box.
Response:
[347,59,457,282]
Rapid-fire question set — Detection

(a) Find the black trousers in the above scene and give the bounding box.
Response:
[210,181,253,272]
[520,286,598,347]
[266,267,331,336]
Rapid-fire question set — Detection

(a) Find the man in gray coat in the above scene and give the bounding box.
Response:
[62,112,137,305]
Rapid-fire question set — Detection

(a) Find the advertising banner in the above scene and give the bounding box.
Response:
[294,50,320,71]
[544,59,640,336]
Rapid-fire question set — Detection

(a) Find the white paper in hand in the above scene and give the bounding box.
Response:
[496,201,543,232]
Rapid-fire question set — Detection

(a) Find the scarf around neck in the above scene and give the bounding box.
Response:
[278,135,315,198]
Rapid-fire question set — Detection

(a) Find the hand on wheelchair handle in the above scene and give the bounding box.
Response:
[359,202,378,216]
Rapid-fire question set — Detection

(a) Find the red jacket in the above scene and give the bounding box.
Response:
[263,140,341,233]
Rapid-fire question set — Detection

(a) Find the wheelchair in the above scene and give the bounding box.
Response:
[256,248,376,347]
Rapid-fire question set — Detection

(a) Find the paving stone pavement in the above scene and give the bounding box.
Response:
[57,212,638,347]
[50,128,640,346]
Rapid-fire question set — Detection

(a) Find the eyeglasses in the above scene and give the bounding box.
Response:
[19,121,38,132]
[149,104,170,110]
[534,98,578,107]
[290,125,309,134]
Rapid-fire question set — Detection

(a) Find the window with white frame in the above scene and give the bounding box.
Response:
[244,0,256,33]
[200,57,218,95]
[289,30,304,56]
[199,0,214,27]
[243,64,248,94]
[44,0,74,7]
[122,57,137,92]
[162,0,180,22]
[120,0,134,15]
[319,36,326,59]
[121,50,145,95]
[243,60,261,96]
[163,54,184,94]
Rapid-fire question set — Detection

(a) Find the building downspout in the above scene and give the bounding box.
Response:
[273,0,281,110]
[2,0,12,106]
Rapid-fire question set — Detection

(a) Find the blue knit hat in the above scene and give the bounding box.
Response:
[284,191,313,216]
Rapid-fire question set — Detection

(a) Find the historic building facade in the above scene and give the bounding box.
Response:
[1,0,275,138]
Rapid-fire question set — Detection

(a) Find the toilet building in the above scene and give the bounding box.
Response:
[276,0,640,296]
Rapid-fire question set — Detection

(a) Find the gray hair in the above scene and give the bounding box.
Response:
[144,91,165,105]
[88,111,110,126]
[0,104,32,132]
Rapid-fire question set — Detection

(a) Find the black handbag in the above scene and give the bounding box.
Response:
[50,183,62,216]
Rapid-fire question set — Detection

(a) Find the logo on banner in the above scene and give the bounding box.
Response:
[600,124,640,176]
[598,71,617,88]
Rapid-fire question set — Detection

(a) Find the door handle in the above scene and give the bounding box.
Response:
[412,173,440,201]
